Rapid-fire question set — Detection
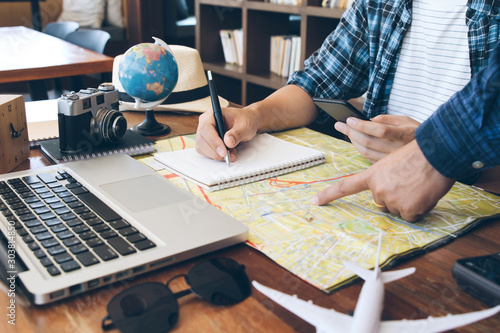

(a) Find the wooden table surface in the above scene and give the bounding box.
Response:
[2,110,499,333]
[0,26,113,84]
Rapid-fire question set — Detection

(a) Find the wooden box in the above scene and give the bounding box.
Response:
[0,95,29,174]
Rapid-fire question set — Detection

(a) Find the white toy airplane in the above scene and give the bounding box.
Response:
[253,233,500,333]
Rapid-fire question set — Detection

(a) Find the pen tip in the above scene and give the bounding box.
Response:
[226,152,230,167]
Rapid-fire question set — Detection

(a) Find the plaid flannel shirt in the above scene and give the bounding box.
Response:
[288,0,500,119]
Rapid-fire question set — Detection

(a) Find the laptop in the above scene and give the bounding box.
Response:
[0,154,248,305]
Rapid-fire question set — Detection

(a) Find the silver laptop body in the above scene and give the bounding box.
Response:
[0,154,248,304]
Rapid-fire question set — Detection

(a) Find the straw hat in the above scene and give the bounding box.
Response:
[112,44,229,113]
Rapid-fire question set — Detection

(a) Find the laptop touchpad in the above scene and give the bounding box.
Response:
[100,175,191,213]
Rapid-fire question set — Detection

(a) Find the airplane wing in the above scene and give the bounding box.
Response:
[379,305,500,333]
[252,281,353,333]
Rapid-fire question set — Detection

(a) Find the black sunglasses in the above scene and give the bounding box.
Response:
[102,257,251,333]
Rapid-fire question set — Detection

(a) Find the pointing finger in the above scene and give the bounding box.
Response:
[312,172,370,206]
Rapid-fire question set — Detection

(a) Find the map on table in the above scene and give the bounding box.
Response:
[136,128,500,293]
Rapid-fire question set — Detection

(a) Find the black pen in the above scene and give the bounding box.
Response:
[207,70,230,167]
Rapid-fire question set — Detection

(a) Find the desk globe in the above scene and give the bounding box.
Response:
[118,38,178,135]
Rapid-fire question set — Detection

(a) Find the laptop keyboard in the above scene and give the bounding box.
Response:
[0,169,156,277]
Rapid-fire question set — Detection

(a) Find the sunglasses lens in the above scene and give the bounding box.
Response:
[105,282,179,333]
[186,257,251,306]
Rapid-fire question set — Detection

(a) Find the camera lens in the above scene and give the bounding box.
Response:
[94,107,127,143]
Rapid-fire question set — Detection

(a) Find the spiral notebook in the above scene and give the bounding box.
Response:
[40,130,155,164]
[153,133,327,191]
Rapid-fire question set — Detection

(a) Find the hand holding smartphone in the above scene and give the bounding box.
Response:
[313,98,368,122]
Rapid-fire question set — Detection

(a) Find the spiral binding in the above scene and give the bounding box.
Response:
[215,154,326,190]
[61,143,154,163]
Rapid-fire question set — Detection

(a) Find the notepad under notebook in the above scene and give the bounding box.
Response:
[40,130,155,164]
[153,133,327,191]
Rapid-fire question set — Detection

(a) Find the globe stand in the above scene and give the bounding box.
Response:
[131,109,171,136]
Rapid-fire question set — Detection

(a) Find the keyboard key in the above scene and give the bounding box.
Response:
[35,231,53,241]
[49,201,65,210]
[110,219,130,230]
[107,237,137,256]
[68,200,84,209]
[30,201,46,209]
[70,186,89,195]
[60,212,77,221]
[38,173,57,184]
[54,207,71,215]
[72,225,90,234]
[45,217,63,227]
[40,257,53,267]
[34,207,51,215]
[93,244,118,261]
[39,192,55,199]
[34,249,46,259]
[119,227,138,237]
[101,230,117,239]
[63,237,81,247]
[76,251,99,267]
[66,218,83,227]
[56,230,74,240]
[78,192,121,222]
[73,206,89,215]
[22,235,34,243]
[50,224,68,233]
[30,225,48,234]
[86,238,104,248]
[47,265,61,276]
[127,233,146,243]
[28,242,40,251]
[44,197,60,204]
[93,224,110,233]
[48,245,66,256]
[135,239,156,251]
[54,252,73,264]
[69,244,88,254]
[86,217,102,226]
[80,212,98,220]
[23,175,40,184]
[60,260,81,272]
[41,238,60,248]
[39,212,57,220]
[79,231,97,241]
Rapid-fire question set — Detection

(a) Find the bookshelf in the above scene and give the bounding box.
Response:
[195,0,346,106]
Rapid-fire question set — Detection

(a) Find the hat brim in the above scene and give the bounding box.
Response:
[118,95,229,113]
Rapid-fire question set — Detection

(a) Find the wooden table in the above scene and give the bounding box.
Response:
[2,110,500,332]
[0,26,113,100]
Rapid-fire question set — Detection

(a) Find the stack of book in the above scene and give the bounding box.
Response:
[219,29,243,66]
[270,35,301,78]
[322,0,354,9]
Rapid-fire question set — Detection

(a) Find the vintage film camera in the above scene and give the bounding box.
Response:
[57,83,127,154]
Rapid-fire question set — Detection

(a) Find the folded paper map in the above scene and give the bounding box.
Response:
[138,128,500,293]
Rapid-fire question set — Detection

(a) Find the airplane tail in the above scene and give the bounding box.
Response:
[343,232,415,282]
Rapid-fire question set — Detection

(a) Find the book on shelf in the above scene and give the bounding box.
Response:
[270,35,301,78]
[322,0,354,9]
[265,0,302,5]
[219,29,243,66]
[40,129,155,164]
[153,133,326,191]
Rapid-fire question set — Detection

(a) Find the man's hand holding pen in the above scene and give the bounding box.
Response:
[198,70,260,164]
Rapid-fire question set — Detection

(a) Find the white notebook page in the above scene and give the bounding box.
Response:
[154,134,326,191]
